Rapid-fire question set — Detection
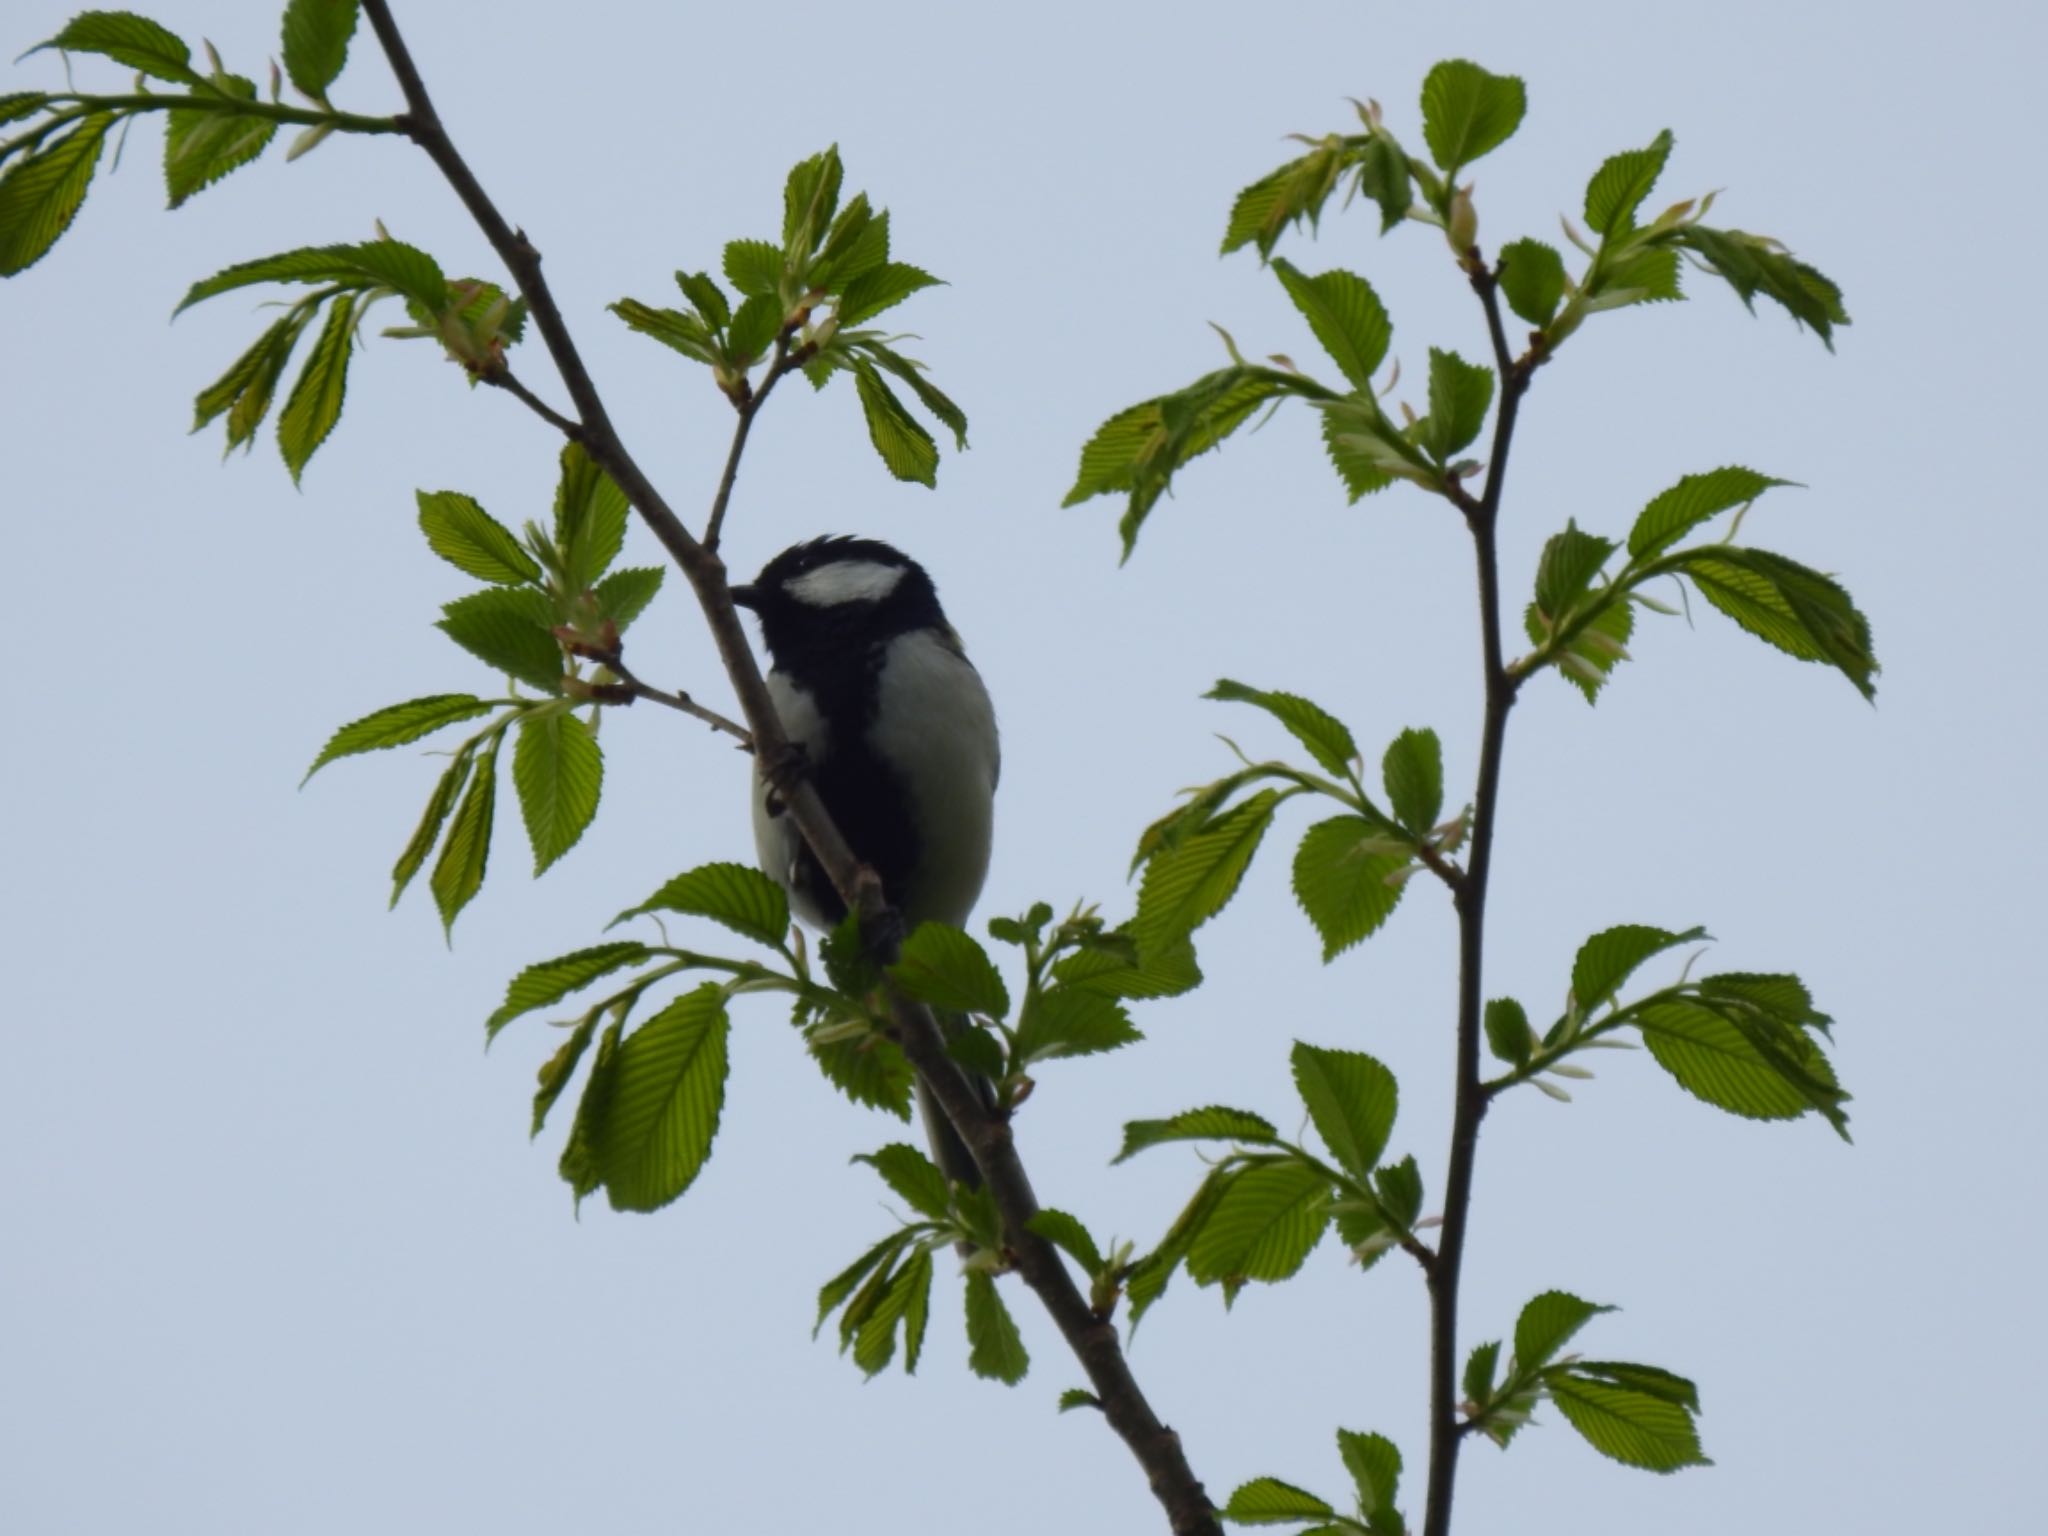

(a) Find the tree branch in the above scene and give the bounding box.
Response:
[1420,253,1531,1536]
[484,367,582,439]
[356,7,1216,1530]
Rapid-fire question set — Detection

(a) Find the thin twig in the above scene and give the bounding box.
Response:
[704,337,799,552]
[356,8,1217,1530]
[583,651,754,746]
[1419,251,1531,1536]
[485,367,582,439]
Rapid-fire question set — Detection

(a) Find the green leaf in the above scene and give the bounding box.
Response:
[1336,1429,1402,1523]
[190,306,313,447]
[1290,1042,1398,1179]
[608,299,719,365]
[555,1018,620,1205]
[1057,1388,1098,1414]
[1570,1360,1702,1409]
[816,1231,907,1335]
[1380,728,1442,835]
[1675,225,1848,347]
[1670,546,1878,699]
[1270,259,1391,390]
[277,290,357,482]
[1051,934,1202,1000]
[1351,132,1415,233]
[852,360,939,486]
[722,238,783,299]
[1027,1209,1105,1277]
[1464,1340,1502,1403]
[781,145,843,258]
[429,735,497,935]
[1320,406,1396,502]
[1221,1478,1335,1524]
[1573,924,1707,1013]
[674,269,730,330]
[1419,60,1527,175]
[531,1011,600,1135]
[35,12,198,83]
[811,1032,915,1120]
[1584,129,1674,235]
[590,566,664,633]
[416,490,540,585]
[1115,1106,1278,1163]
[1292,815,1410,962]
[163,76,276,208]
[853,1142,952,1221]
[724,291,781,366]
[1514,1290,1612,1373]
[1627,467,1791,561]
[1548,1370,1710,1472]
[552,441,629,592]
[1135,789,1282,950]
[1207,679,1358,778]
[1533,522,1615,620]
[1125,1164,1231,1327]
[176,239,447,315]
[0,93,50,131]
[486,941,651,1039]
[1637,997,1848,1133]
[1221,136,1379,258]
[389,744,475,909]
[1483,997,1533,1067]
[512,708,603,875]
[890,923,1009,1016]
[595,984,729,1212]
[436,586,563,693]
[0,113,111,276]
[965,1270,1029,1384]
[1497,238,1566,326]
[281,0,359,99]
[1013,988,1139,1065]
[837,261,941,327]
[859,340,969,450]
[1372,1155,1422,1230]
[304,693,494,782]
[1591,244,1683,308]
[611,862,790,949]
[1417,347,1494,462]
[896,1246,934,1374]
[812,195,884,287]
[1186,1157,1331,1293]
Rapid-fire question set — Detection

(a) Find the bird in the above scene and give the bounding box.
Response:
[731,536,1000,1190]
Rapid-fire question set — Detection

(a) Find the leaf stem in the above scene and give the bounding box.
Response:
[36,92,401,134]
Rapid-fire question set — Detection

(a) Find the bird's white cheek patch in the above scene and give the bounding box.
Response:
[784,559,907,608]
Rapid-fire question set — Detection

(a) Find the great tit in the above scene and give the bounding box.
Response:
[732,536,1000,1187]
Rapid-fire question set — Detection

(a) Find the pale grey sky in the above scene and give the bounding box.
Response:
[4,2,2043,1533]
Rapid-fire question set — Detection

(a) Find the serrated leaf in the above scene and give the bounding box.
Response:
[673,268,730,329]
[1292,816,1410,962]
[859,340,968,450]
[1637,997,1848,1133]
[486,941,651,1038]
[1497,237,1566,325]
[1372,1154,1422,1230]
[1135,789,1281,950]
[190,308,310,446]
[815,1231,907,1335]
[1627,467,1792,561]
[389,744,474,909]
[612,862,789,948]
[812,195,884,287]
[1573,924,1706,1013]
[890,923,1009,1016]
[1570,1360,1702,1409]
[1186,1157,1331,1292]
[556,1017,620,1204]
[837,261,940,327]
[1676,225,1848,347]
[1125,1164,1232,1327]
[416,489,540,585]
[594,984,729,1212]
[811,1032,915,1120]
[854,1142,952,1221]
[1590,244,1684,309]
[1222,143,1348,260]
[1207,679,1358,777]
[1672,546,1878,699]
[1418,347,1494,462]
[277,290,356,482]
[1050,934,1202,999]
[722,238,783,298]
[1419,60,1527,175]
[1533,522,1615,620]
[176,239,447,315]
[608,298,719,364]
[1013,988,1139,1065]
[1027,1209,1105,1277]
[1381,728,1442,835]
[1320,405,1396,502]
[552,441,628,592]
[436,586,563,693]
[512,708,602,875]
[1548,1370,1709,1472]
[724,291,780,366]
[1057,1388,1098,1414]
[965,1270,1029,1384]
[530,1011,599,1135]
[0,93,51,131]
[35,12,198,83]
[852,361,939,486]
[1116,1106,1278,1164]
[1271,259,1391,390]
[1584,130,1674,235]
[304,693,494,782]
[0,113,111,277]
[1483,997,1533,1067]
[1290,1042,1398,1179]
[1336,1429,1402,1520]
[1515,1290,1612,1373]
[1464,1340,1502,1403]
[781,145,843,258]
[1222,1477,1335,1523]
[281,0,359,99]
[429,735,497,934]
[896,1245,933,1374]
[590,566,664,633]
[163,76,276,208]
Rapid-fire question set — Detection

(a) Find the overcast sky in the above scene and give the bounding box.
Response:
[5,2,2043,1533]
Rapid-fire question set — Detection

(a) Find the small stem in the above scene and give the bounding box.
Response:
[581,651,754,746]
[704,340,796,552]
[38,92,402,135]
[485,368,581,439]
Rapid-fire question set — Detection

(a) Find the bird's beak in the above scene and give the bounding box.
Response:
[729,583,760,611]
